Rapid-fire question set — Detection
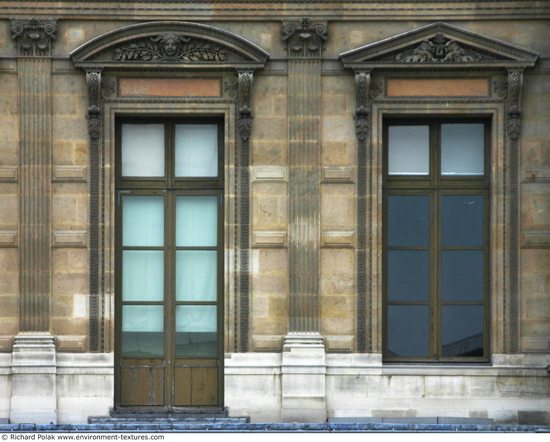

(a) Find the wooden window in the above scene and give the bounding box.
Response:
[383,118,490,362]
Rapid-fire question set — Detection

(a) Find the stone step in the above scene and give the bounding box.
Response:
[88,416,250,424]
[0,422,548,432]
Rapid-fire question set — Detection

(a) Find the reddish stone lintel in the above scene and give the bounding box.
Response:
[386,78,489,97]
[119,78,221,97]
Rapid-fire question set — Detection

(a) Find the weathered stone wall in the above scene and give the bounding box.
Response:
[0,0,547,425]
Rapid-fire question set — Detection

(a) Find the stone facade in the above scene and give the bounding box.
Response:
[0,0,548,425]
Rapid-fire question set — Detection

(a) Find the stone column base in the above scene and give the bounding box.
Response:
[10,334,57,424]
[281,332,326,423]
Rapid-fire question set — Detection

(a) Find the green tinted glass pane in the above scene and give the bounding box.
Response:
[388,195,430,247]
[176,196,217,247]
[122,196,164,247]
[388,125,429,175]
[175,124,218,177]
[442,305,484,357]
[441,124,484,176]
[176,306,217,357]
[176,251,217,301]
[442,251,484,301]
[121,124,165,177]
[122,305,163,357]
[441,195,484,247]
[388,250,429,302]
[122,251,164,301]
[387,305,429,358]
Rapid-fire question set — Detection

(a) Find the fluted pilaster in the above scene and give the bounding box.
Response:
[282,19,327,333]
[12,18,57,332]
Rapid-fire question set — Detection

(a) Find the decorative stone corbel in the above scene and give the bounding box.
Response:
[354,70,371,142]
[507,69,524,141]
[237,69,254,352]
[10,17,57,57]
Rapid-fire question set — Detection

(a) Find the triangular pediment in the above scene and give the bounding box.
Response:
[71,21,269,70]
[339,22,538,69]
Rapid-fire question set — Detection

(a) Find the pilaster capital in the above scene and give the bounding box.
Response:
[10,17,57,57]
[281,18,328,59]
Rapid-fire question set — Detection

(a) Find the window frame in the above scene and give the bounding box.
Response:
[382,117,491,363]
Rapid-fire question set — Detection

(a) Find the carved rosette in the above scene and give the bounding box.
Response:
[507,69,523,141]
[281,18,328,58]
[10,17,57,57]
[113,34,226,62]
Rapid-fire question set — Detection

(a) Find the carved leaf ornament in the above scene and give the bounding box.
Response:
[396,33,481,63]
[114,33,226,62]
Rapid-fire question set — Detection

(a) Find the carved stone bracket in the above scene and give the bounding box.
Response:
[507,69,523,141]
[237,69,254,352]
[85,69,104,352]
[354,71,371,142]
[281,18,328,59]
[10,17,57,57]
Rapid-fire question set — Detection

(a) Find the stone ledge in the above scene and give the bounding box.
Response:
[321,166,354,184]
[0,166,17,182]
[521,231,550,249]
[52,230,88,248]
[52,165,87,183]
[321,231,355,248]
[0,230,17,247]
[252,166,287,182]
[252,231,287,248]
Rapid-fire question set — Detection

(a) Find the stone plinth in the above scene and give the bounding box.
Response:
[9,334,57,424]
[281,333,327,422]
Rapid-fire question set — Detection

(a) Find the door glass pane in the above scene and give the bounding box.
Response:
[387,305,429,357]
[123,196,164,247]
[176,251,217,301]
[388,125,429,175]
[441,195,484,246]
[442,251,484,302]
[175,124,218,177]
[176,306,217,357]
[388,251,429,302]
[441,124,484,176]
[388,195,429,247]
[442,305,484,357]
[122,305,163,357]
[176,196,218,247]
[123,251,164,301]
[121,124,165,177]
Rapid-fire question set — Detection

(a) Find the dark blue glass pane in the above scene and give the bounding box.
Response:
[388,195,429,247]
[442,251,484,301]
[442,305,484,357]
[441,196,484,247]
[387,305,429,357]
[388,250,429,302]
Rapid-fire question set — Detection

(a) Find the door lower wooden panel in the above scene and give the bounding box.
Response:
[120,360,166,406]
[174,359,218,406]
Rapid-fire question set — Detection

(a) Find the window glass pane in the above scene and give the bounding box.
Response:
[388,251,429,302]
[122,196,164,246]
[388,125,429,175]
[122,305,163,357]
[441,195,484,247]
[387,305,429,357]
[176,306,217,357]
[175,124,218,177]
[122,251,164,302]
[176,196,217,247]
[388,195,429,247]
[442,305,484,357]
[176,251,217,301]
[121,124,165,177]
[441,124,484,176]
[442,251,484,302]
